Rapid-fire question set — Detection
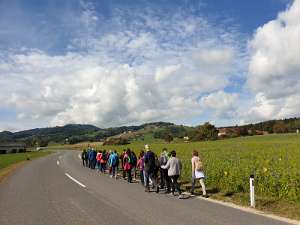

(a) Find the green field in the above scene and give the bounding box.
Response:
[0,151,52,170]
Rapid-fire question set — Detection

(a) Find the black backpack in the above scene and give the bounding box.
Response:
[130,153,137,166]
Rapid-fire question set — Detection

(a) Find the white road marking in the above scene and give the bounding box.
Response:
[56,160,60,165]
[65,173,86,188]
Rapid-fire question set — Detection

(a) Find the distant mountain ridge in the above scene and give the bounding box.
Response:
[0,122,174,145]
[0,118,299,146]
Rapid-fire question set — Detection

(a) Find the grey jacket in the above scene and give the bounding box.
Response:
[161,157,182,176]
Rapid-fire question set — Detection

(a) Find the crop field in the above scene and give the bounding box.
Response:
[76,134,300,204]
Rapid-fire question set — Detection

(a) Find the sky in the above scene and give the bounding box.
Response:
[0,0,299,131]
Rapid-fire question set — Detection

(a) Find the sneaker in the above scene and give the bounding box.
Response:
[178,194,184,199]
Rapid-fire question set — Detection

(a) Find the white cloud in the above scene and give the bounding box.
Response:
[0,2,243,130]
[155,64,181,82]
[247,0,300,121]
[193,47,234,67]
[201,91,238,118]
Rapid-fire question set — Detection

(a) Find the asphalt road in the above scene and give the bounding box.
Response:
[0,151,295,225]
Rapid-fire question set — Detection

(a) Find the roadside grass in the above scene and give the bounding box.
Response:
[0,151,52,170]
[50,134,300,220]
[0,151,52,182]
[211,192,300,220]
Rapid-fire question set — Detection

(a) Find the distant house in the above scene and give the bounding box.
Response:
[217,128,240,137]
[0,142,26,154]
[183,136,190,143]
[255,130,265,135]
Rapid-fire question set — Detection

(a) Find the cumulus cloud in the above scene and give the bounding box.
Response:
[247,0,300,121]
[155,64,181,82]
[0,1,243,130]
[201,91,238,118]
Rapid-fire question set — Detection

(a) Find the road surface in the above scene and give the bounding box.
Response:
[0,151,296,225]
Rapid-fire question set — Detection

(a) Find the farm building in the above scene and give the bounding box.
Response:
[0,142,26,154]
[217,128,240,137]
[183,136,190,143]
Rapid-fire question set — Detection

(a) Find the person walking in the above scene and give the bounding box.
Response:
[81,149,88,167]
[144,144,159,193]
[120,149,126,180]
[137,150,145,186]
[123,149,133,183]
[108,150,119,179]
[84,149,89,167]
[100,150,108,173]
[87,148,92,168]
[89,148,96,169]
[96,150,102,171]
[159,148,171,193]
[161,150,183,199]
[92,148,97,169]
[190,150,207,197]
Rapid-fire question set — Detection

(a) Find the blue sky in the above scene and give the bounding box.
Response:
[0,0,299,131]
[0,0,289,53]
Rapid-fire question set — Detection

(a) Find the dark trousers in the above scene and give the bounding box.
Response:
[126,169,132,183]
[111,166,117,176]
[85,159,88,167]
[82,159,85,166]
[122,166,126,179]
[160,168,171,190]
[96,161,100,170]
[170,175,181,194]
[140,170,144,186]
[100,163,106,173]
[92,159,96,169]
[145,171,158,190]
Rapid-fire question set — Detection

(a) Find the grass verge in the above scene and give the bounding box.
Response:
[0,151,52,183]
[209,192,300,221]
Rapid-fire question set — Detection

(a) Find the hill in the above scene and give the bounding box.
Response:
[0,122,174,146]
[1,117,300,147]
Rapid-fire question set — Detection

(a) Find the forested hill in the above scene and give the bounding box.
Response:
[0,118,299,147]
[225,117,300,133]
[0,122,173,146]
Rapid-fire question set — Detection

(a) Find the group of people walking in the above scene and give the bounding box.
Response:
[81,144,207,199]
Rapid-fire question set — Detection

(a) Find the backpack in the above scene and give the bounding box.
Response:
[195,157,203,171]
[130,153,137,166]
[127,154,131,164]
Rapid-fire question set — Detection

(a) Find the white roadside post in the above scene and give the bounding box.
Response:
[250,175,255,208]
